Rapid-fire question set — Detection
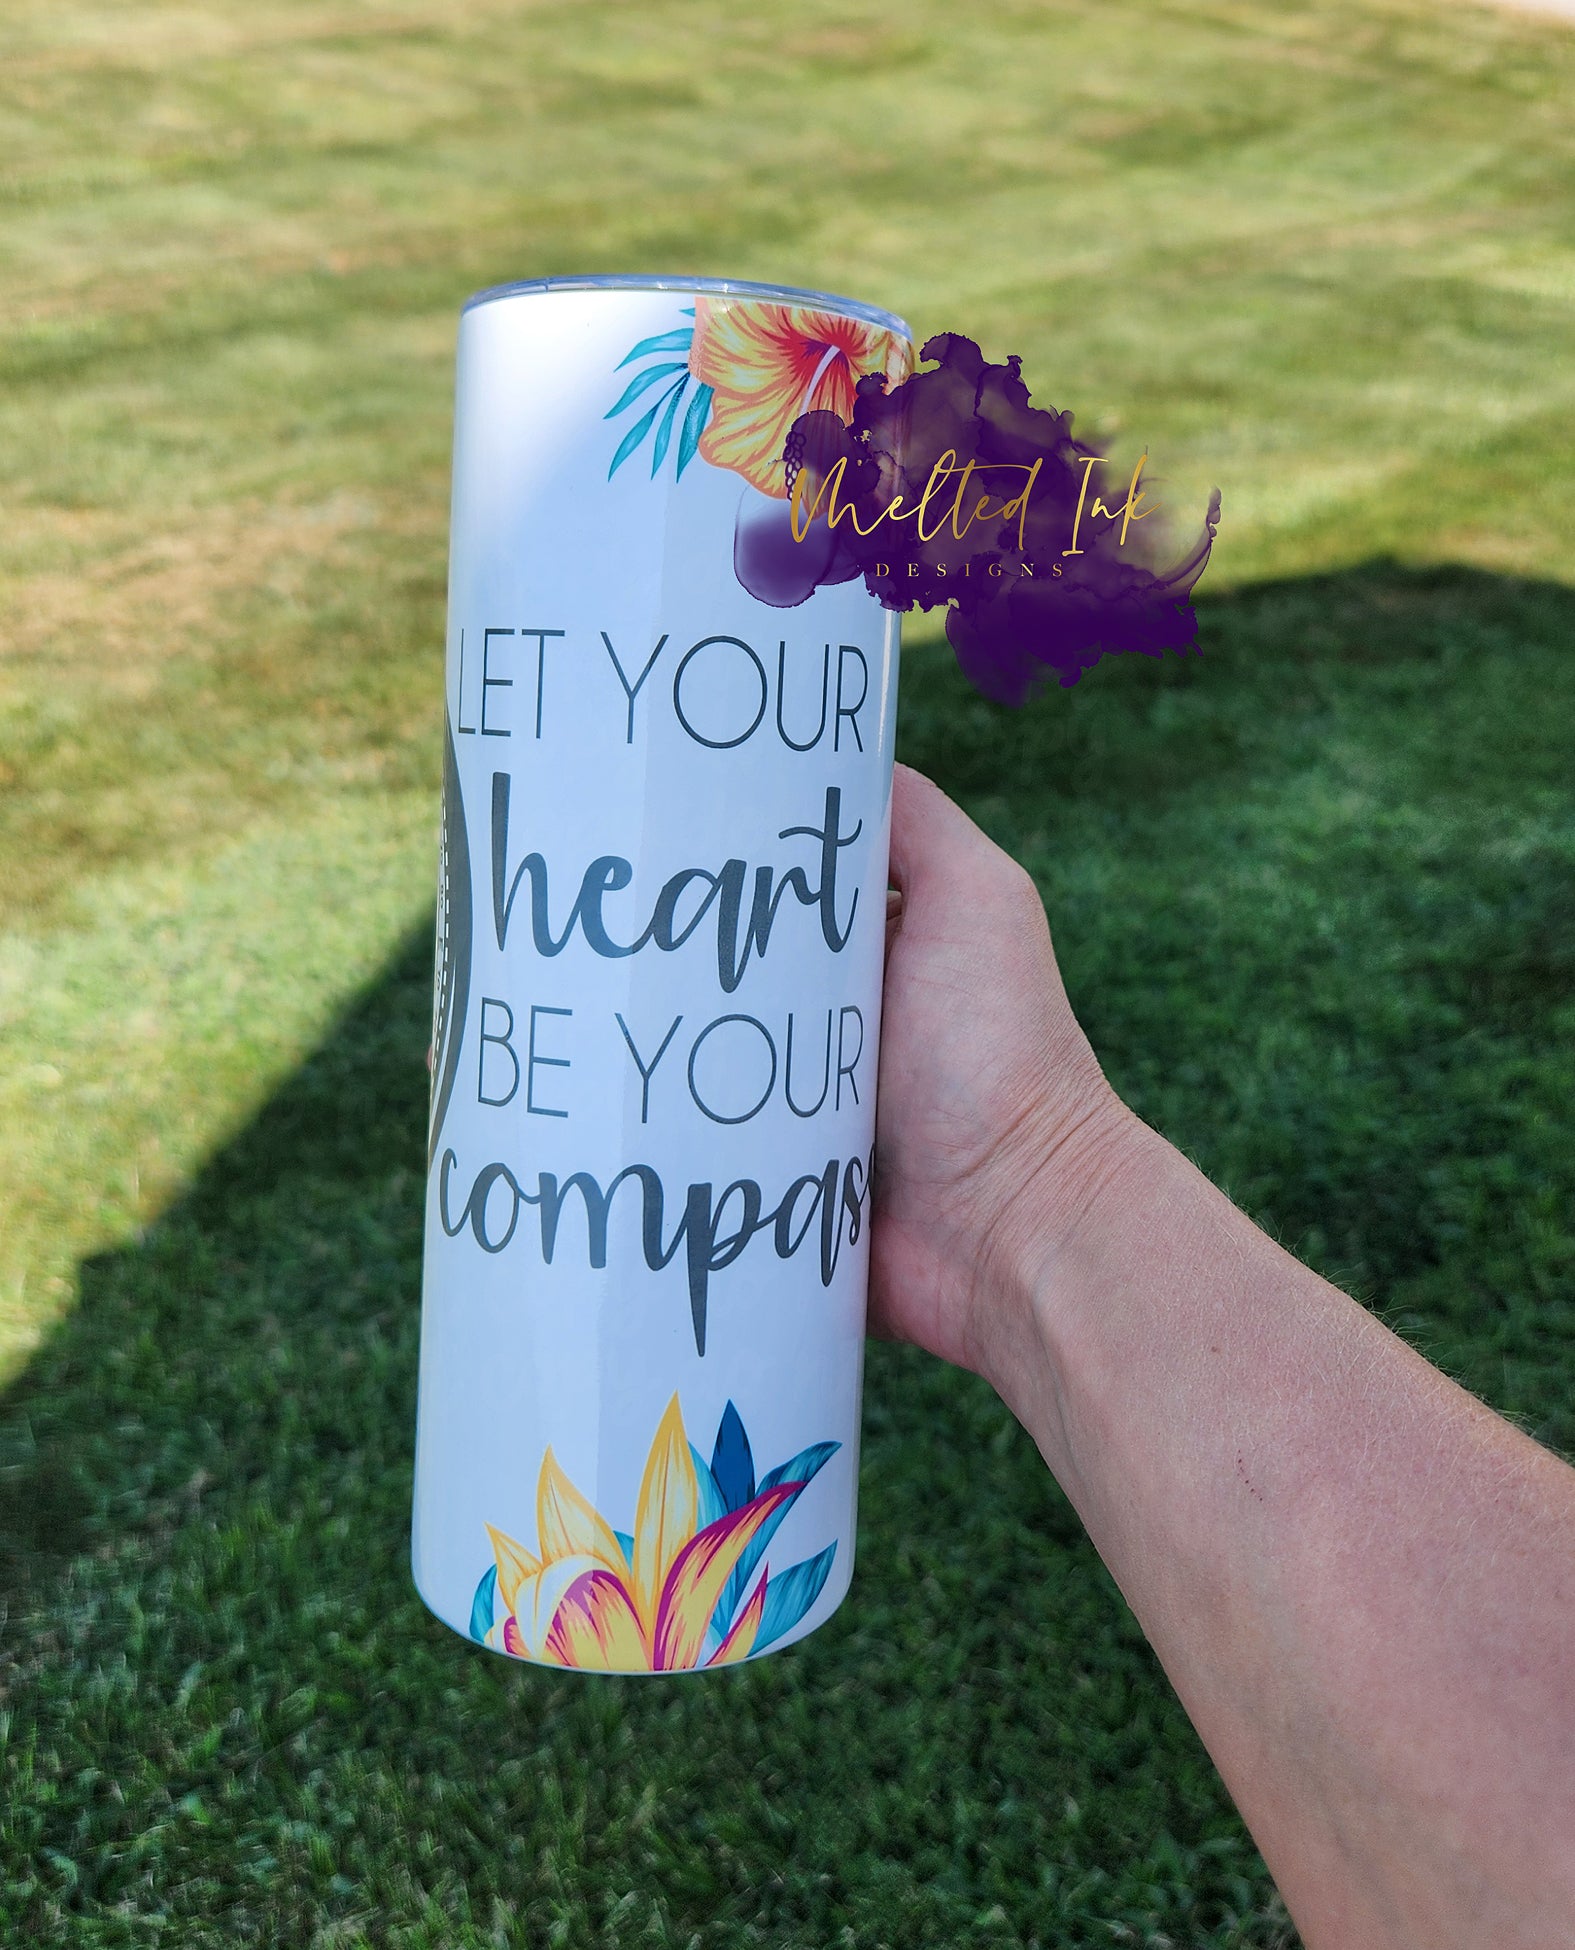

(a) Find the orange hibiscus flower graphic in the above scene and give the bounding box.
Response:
[689,298,911,499]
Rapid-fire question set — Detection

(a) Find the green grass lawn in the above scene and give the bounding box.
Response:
[2,0,1572,1942]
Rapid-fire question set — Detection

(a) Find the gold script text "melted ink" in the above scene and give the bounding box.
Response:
[789,450,1156,557]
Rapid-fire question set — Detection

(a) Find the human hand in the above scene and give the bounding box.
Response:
[868,764,1140,1407]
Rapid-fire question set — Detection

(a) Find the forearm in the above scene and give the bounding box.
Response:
[995,1109,1575,1950]
[871,767,1574,1941]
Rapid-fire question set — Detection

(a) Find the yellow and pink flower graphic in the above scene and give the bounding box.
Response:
[470,1397,839,1672]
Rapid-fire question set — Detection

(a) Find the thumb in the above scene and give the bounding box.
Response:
[887,762,996,908]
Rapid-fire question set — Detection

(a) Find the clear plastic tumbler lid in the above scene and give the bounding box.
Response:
[463,272,911,342]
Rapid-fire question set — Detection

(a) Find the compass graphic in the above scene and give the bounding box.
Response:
[428,713,472,1169]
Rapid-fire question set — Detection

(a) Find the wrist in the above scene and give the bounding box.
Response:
[967,1088,1165,1454]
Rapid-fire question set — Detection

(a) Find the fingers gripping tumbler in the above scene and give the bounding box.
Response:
[412,276,912,1672]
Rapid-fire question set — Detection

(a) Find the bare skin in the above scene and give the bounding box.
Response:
[870,762,1575,1950]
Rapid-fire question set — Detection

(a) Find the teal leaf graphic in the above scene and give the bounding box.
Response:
[676,383,714,479]
[608,396,665,477]
[755,1544,836,1652]
[718,1438,838,1630]
[689,1445,727,1531]
[711,1402,755,1513]
[469,1564,498,1644]
[650,377,687,475]
[757,1441,838,1497]
[604,361,687,421]
[716,1480,802,1633]
[615,328,694,369]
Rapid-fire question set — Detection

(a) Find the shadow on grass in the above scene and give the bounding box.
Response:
[2,560,1571,1947]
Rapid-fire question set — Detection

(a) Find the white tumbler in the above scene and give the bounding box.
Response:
[412,275,912,1671]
